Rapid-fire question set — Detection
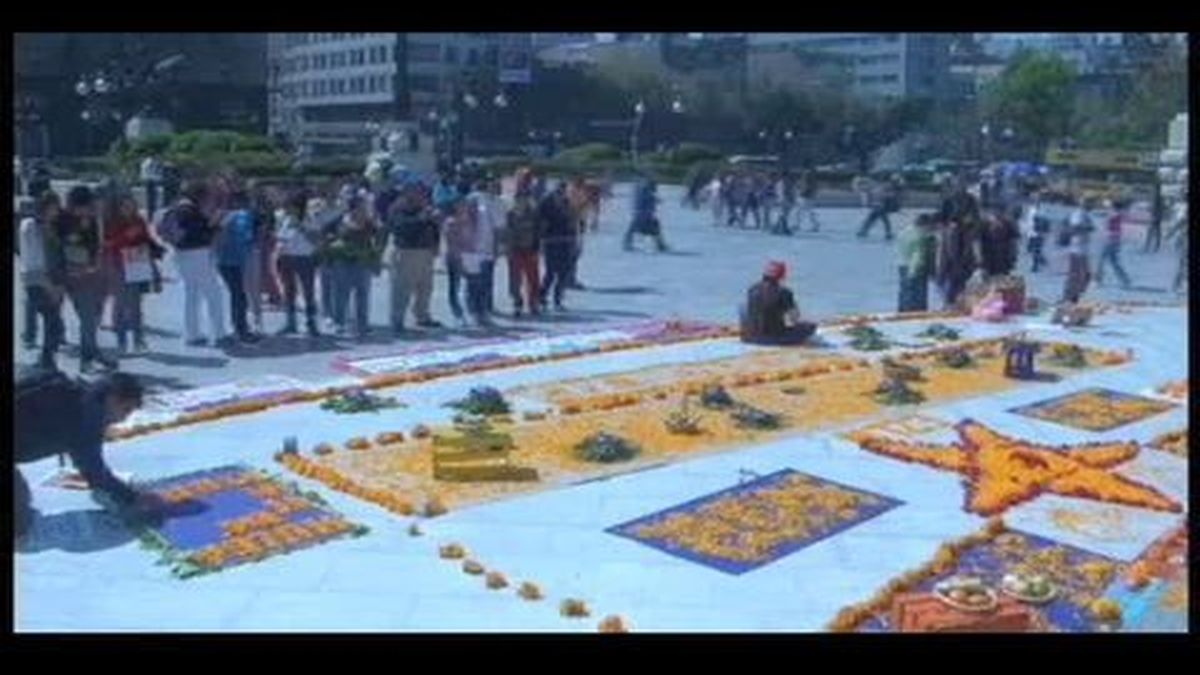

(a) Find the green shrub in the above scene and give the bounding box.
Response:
[555,143,623,163]
[672,142,724,164]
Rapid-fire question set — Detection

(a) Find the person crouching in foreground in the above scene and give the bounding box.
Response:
[14,368,163,542]
[740,261,818,346]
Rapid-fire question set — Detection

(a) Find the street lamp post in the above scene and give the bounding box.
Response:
[631,101,646,168]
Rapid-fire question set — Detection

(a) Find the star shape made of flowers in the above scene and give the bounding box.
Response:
[848,419,1183,516]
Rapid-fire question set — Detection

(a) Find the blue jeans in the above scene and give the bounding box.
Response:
[1096,241,1131,287]
[898,266,929,312]
[65,275,104,361]
[445,254,465,319]
[332,261,371,335]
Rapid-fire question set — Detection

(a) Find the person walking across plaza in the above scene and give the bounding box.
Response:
[624,178,669,252]
[1096,198,1133,289]
[1166,194,1188,293]
[857,175,901,240]
[1061,197,1097,304]
[896,213,937,312]
[539,180,576,311]
[105,194,164,355]
[55,186,117,372]
[385,184,444,333]
[773,171,797,235]
[796,169,822,233]
[1145,182,1165,253]
[19,191,67,370]
[566,175,591,290]
[160,181,227,348]
[504,185,542,318]
[274,192,322,337]
[215,191,261,344]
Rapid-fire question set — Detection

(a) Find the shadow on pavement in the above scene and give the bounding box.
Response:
[220,334,344,358]
[125,370,197,392]
[139,352,229,369]
[16,508,135,555]
[585,285,660,295]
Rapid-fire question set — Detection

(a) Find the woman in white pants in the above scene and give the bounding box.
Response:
[162,185,227,346]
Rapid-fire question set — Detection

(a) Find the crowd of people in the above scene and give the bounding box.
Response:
[689,168,823,235]
[16,162,620,374]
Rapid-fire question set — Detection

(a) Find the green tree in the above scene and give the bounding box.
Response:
[983,51,1077,154]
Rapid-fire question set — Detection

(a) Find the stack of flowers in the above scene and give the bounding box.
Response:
[845,325,892,351]
[917,324,961,341]
[575,433,643,464]
[729,403,784,430]
[1149,429,1188,458]
[447,387,512,417]
[320,388,404,414]
[1047,344,1088,368]
[560,599,591,618]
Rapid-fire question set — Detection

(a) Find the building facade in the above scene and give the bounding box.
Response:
[269,32,592,155]
[747,33,953,100]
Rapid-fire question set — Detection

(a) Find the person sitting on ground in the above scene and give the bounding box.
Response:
[740,261,817,346]
[14,368,162,542]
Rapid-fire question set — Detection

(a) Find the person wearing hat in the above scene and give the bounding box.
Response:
[740,261,817,346]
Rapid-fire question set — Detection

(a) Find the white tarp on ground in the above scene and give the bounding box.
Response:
[113,374,310,432]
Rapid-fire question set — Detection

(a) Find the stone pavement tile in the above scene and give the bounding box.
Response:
[227,590,419,632]
[16,577,260,632]
[1003,495,1185,563]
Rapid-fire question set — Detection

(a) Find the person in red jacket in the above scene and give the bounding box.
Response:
[104,194,165,354]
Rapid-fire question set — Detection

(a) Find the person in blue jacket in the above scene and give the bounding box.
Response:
[14,368,162,542]
[215,191,260,343]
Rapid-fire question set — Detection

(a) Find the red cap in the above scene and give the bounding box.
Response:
[764,260,787,281]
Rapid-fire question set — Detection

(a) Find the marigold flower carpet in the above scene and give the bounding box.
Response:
[15,305,1187,631]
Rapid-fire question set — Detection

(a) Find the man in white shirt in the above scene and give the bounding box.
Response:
[471,177,507,316]
[140,155,164,216]
[19,192,67,369]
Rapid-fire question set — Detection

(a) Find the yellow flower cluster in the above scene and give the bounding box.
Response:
[1150,429,1188,458]
[1025,391,1175,432]
[631,474,871,564]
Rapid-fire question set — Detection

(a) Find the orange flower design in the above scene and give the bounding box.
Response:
[850,420,1181,515]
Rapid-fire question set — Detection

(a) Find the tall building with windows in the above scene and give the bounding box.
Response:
[269,32,593,154]
[747,33,952,100]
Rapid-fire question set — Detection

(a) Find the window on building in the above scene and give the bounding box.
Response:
[444,45,458,64]
[484,45,498,66]
[409,42,440,62]
[409,74,439,92]
[467,49,479,65]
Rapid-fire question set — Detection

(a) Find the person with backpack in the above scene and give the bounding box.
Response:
[19,191,67,370]
[384,183,444,333]
[215,190,261,344]
[55,186,117,373]
[161,181,228,348]
[105,193,165,355]
[14,368,162,542]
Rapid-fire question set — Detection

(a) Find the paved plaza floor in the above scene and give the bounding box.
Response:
[12,183,1189,632]
[11,183,1187,390]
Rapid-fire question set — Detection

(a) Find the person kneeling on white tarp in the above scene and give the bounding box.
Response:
[13,368,163,542]
[740,261,817,346]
